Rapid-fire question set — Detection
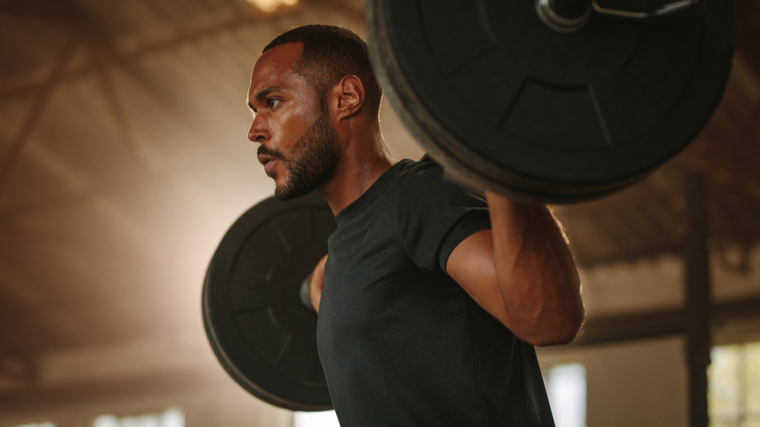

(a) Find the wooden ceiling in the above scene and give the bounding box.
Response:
[556,0,760,266]
[0,0,758,401]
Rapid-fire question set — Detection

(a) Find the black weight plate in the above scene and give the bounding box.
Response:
[367,0,734,203]
[203,192,335,411]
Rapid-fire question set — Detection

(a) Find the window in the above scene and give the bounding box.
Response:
[545,363,587,427]
[709,341,760,427]
[293,410,340,427]
[92,408,184,427]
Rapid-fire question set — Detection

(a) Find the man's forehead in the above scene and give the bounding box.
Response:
[250,43,303,87]
[248,43,321,110]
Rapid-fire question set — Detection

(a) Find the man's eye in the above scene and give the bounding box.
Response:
[268,98,281,108]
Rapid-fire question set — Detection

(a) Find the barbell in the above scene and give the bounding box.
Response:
[367,0,734,203]
[203,0,735,410]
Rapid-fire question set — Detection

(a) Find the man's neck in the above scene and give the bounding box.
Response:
[318,134,395,216]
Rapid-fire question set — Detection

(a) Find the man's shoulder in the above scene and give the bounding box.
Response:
[394,156,483,199]
[394,156,444,186]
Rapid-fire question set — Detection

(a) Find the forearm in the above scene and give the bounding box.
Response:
[486,192,584,346]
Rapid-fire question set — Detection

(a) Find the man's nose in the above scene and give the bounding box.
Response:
[248,115,270,143]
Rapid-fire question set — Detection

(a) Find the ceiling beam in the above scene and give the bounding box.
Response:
[577,244,682,269]
[0,4,300,102]
[0,370,222,418]
[0,34,80,196]
[675,152,760,201]
[0,335,37,384]
[572,293,760,347]
[88,44,145,169]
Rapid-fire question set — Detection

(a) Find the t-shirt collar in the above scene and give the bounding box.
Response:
[334,159,411,225]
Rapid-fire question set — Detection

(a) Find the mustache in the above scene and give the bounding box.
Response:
[257,145,286,161]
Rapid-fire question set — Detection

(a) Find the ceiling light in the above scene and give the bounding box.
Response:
[247,0,299,13]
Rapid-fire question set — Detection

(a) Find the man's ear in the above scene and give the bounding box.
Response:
[329,75,365,121]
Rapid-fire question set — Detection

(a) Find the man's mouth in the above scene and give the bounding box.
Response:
[264,158,276,175]
[257,153,278,175]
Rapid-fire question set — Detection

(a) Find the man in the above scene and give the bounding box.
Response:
[248,24,584,426]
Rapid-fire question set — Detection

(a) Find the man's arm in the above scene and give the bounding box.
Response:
[446,191,584,346]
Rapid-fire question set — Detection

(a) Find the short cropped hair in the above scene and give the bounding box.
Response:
[263,24,382,123]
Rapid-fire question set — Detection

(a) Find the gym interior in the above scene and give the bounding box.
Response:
[0,0,758,426]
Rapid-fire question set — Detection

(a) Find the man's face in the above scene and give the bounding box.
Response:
[247,43,340,200]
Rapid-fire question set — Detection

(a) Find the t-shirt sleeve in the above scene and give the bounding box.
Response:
[394,159,491,275]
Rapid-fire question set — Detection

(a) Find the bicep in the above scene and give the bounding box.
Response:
[445,229,509,325]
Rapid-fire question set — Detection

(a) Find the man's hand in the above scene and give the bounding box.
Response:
[446,191,584,346]
[309,254,328,313]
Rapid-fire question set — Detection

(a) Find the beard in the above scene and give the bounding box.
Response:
[270,111,341,201]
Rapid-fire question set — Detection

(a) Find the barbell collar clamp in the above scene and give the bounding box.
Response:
[300,272,315,312]
[537,0,699,34]
[536,0,592,34]
[591,0,699,19]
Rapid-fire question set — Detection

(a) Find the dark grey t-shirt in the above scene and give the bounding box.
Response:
[318,158,554,427]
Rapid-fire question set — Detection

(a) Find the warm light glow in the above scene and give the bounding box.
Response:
[546,363,587,427]
[246,0,299,13]
[92,408,184,427]
[293,410,340,427]
[709,342,760,427]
